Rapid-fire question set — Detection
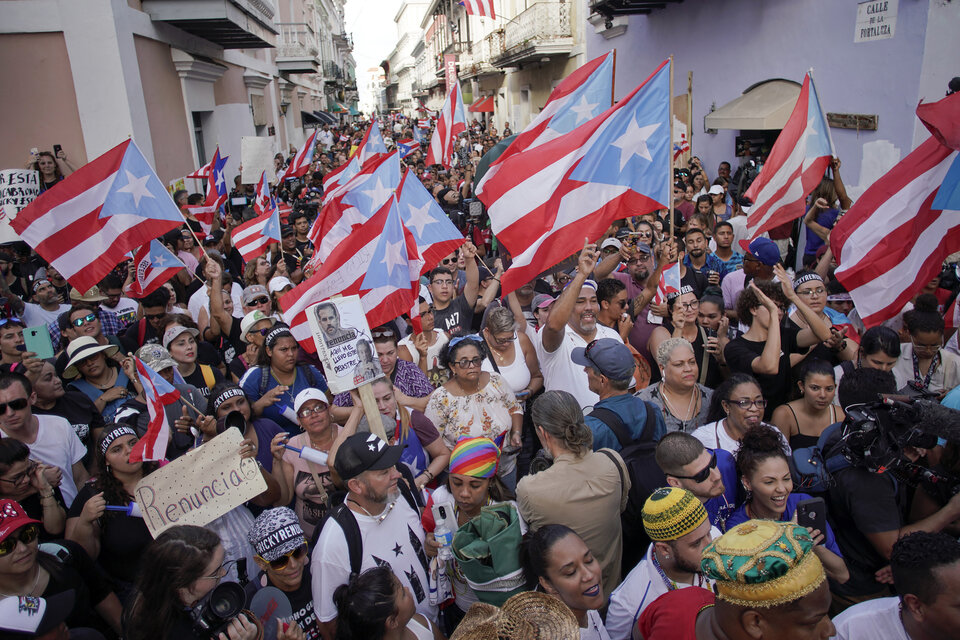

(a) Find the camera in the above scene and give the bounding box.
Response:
[193,581,248,638]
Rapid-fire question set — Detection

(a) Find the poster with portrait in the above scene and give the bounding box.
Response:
[307,295,384,394]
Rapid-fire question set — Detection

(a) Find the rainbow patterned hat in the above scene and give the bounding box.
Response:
[449,437,501,478]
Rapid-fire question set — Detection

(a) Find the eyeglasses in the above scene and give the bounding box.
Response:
[454,356,484,368]
[0,460,37,487]
[431,279,454,286]
[0,524,40,556]
[298,405,328,418]
[556,275,572,284]
[0,398,29,414]
[261,544,308,570]
[637,231,653,238]
[487,332,516,346]
[679,300,700,311]
[201,559,236,581]
[249,297,270,306]
[671,452,717,483]
[796,288,826,297]
[727,398,767,410]
[72,313,97,327]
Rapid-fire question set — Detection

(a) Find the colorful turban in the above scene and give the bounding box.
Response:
[642,487,708,541]
[449,437,500,478]
[701,520,826,608]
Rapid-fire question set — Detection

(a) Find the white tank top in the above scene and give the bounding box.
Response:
[406,615,435,640]
[481,342,531,393]
[400,329,449,369]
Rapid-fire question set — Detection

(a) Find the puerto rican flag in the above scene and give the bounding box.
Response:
[397,139,420,159]
[321,154,361,202]
[355,121,390,166]
[186,147,229,230]
[10,139,184,293]
[129,358,181,462]
[253,171,276,218]
[232,205,283,262]
[360,197,423,328]
[832,91,960,326]
[277,129,318,182]
[481,60,671,294]
[186,146,221,179]
[744,73,833,240]
[425,80,467,168]
[126,239,186,298]
[459,0,495,18]
[476,52,613,199]
[653,261,681,305]
[396,168,465,271]
[417,119,430,129]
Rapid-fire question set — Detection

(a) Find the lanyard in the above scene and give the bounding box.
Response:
[911,350,940,390]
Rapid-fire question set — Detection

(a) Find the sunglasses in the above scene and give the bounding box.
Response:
[672,452,717,483]
[372,329,396,339]
[0,398,29,414]
[0,316,23,327]
[0,524,40,556]
[249,297,270,306]
[441,257,456,265]
[144,312,166,320]
[261,544,309,570]
[72,313,97,327]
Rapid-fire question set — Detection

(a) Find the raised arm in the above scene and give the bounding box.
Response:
[542,242,597,354]
[461,241,480,308]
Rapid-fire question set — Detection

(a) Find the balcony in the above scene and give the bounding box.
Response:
[461,30,504,79]
[141,0,277,48]
[493,2,572,67]
[275,23,318,73]
[323,61,343,85]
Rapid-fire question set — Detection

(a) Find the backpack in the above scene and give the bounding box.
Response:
[594,400,667,574]
[259,365,318,396]
[788,421,850,494]
[309,463,424,579]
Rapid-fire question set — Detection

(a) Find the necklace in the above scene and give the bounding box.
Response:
[660,383,698,421]
[651,549,705,592]
[347,497,397,524]
[0,566,42,597]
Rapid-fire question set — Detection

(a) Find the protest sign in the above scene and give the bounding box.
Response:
[307,295,384,394]
[0,170,40,243]
[241,136,277,184]
[133,428,267,538]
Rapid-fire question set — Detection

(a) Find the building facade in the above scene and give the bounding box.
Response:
[0,0,356,186]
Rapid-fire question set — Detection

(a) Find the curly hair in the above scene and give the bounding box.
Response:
[439,335,486,370]
[735,425,789,481]
[735,279,787,327]
[890,531,960,604]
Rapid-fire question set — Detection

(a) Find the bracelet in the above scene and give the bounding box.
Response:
[422,469,435,481]
[40,493,55,500]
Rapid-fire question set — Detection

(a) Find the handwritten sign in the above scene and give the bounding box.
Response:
[241,136,277,184]
[134,429,267,538]
[855,0,897,43]
[0,170,40,243]
[307,294,384,394]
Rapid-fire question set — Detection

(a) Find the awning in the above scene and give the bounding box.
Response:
[469,96,495,113]
[313,111,338,125]
[301,110,321,125]
[349,106,360,116]
[704,79,802,130]
[330,101,348,114]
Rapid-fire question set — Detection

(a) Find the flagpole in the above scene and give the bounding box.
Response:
[807,67,837,160]
[611,49,617,107]
[668,56,676,241]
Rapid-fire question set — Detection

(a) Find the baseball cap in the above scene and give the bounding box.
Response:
[248,507,306,562]
[280,225,295,238]
[708,184,724,195]
[600,238,622,251]
[532,293,555,310]
[0,499,41,544]
[739,237,781,267]
[738,195,754,214]
[334,433,405,481]
[571,338,635,380]
[240,309,275,342]
[136,343,177,373]
[635,241,653,255]
[294,387,328,414]
[268,276,293,295]
[0,591,76,639]
[243,284,270,306]
[162,324,200,350]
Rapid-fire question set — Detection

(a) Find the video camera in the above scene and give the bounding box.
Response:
[839,396,960,494]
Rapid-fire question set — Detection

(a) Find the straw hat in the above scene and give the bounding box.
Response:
[63,336,119,379]
[451,592,579,640]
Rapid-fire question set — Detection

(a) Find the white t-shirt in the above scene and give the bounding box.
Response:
[832,596,908,640]
[538,324,622,411]
[17,415,85,506]
[187,283,244,323]
[580,609,612,640]
[691,420,791,456]
[311,498,437,623]
[23,303,70,331]
[319,130,334,148]
[102,297,139,326]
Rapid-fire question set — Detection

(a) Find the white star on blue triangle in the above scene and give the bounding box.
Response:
[367,122,390,155]
[343,154,400,216]
[547,55,613,135]
[569,62,670,205]
[213,153,229,196]
[102,142,183,223]
[261,208,282,242]
[803,81,832,160]
[147,240,183,269]
[397,172,462,247]
[362,199,411,290]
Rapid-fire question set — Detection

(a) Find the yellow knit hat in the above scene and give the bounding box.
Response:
[642,487,708,541]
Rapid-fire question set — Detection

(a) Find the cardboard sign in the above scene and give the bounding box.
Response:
[307,294,384,394]
[241,136,277,184]
[134,429,267,538]
[0,169,40,243]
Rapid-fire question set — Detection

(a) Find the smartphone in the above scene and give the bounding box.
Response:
[796,497,827,534]
[53,144,62,157]
[24,326,54,359]
[704,327,717,339]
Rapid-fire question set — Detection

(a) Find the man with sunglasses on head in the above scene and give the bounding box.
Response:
[7,279,70,330]
[655,432,739,533]
[427,240,479,336]
[246,507,320,639]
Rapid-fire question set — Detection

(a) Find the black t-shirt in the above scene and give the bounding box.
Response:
[826,466,904,596]
[723,325,802,419]
[34,391,105,464]
[243,565,320,640]
[181,363,226,398]
[433,295,473,335]
[68,482,153,585]
[120,319,160,352]
[40,541,114,631]
[784,315,843,381]
[681,268,708,299]
[19,487,67,542]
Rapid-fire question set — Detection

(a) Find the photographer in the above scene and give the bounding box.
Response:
[827,367,960,613]
[124,525,261,640]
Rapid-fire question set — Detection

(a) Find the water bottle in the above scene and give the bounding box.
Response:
[433,504,454,562]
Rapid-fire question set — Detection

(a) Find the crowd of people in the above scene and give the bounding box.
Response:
[3,115,960,640]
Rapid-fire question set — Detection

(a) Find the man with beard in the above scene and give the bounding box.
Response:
[539,243,623,410]
[311,433,436,638]
[314,302,357,348]
[683,228,724,286]
[606,487,715,639]
[655,432,739,532]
